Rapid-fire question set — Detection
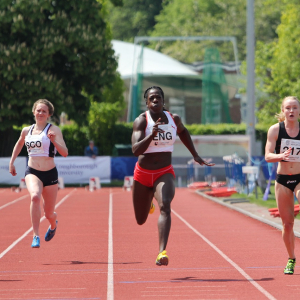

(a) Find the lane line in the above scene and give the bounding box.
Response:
[107,189,114,300]
[0,195,28,211]
[0,189,76,260]
[172,209,277,300]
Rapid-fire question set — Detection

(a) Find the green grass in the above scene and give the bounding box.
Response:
[230,181,300,220]
[231,181,277,209]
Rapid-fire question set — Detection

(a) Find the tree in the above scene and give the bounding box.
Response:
[255,2,300,125]
[150,0,283,63]
[87,73,126,155]
[0,0,121,156]
[107,0,165,42]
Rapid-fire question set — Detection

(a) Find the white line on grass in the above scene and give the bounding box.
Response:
[0,189,76,260]
[107,189,114,300]
[172,209,277,300]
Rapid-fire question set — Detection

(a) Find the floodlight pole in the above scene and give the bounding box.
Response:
[246,0,256,160]
[127,36,239,122]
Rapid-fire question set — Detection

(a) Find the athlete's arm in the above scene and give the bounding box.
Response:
[47,125,68,157]
[9,127,29,176]
[265,123,291,162]
[174,114,214,166]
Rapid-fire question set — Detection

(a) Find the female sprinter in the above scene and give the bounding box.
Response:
[9,99,68,248]
[265,96,300,274]
[131,86,214,266]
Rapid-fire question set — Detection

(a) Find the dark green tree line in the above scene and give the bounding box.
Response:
[0,0,121,156]
[255,2,300,125]
[107,0,166,42]
[150,0,283,63]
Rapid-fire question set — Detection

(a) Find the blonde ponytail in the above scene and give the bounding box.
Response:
[275,111,285,122]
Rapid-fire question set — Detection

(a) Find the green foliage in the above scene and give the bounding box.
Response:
[106,0,164,42]
[0,0,118,131]
[255,3,300,124]
[59,124,88,156]
[87,73,126,154]
[60,122,132,156]
[151,0,283,62]
[185,123,246,135]
[271,4,300,98]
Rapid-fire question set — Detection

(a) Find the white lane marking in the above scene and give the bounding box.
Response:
[0,189,76,260]
[0,195,28,210]
[172,209,277,300]
[107,189,114,300]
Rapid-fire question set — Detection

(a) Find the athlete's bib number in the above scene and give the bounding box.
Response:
[280,138,300,162]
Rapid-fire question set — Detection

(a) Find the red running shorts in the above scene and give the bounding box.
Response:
[133,162,175,187]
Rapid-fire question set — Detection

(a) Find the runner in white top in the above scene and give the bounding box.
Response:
[265,96,300,274]
[131,86,214,266]
[9,99,68,248]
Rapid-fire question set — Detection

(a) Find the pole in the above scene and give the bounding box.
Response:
[246,0,256,160]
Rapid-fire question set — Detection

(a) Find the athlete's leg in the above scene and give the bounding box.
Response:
[132,180,154,225]
[25,174,43,237]
[42,184,58,230]
[276,181,296,259]
[153,173,175,253]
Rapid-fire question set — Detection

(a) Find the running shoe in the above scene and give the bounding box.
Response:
[284,258,296,275]
[31,236,40,248]
[149,202,155,214]
[45,220,58,242]
[155,250,169,266]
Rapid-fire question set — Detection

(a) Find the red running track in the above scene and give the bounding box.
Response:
[0,187,299,299]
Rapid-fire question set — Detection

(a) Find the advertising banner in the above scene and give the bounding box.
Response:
[0,157,27,185]
[54,156,111,184]
[0,156,111,185]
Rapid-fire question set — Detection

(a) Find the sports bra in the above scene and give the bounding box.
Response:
[25,123,56,157]
[275,122,300,154]
[143,110,177,154]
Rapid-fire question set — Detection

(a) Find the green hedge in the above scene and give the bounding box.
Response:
[11,122,269,156]
[60,122,134,156]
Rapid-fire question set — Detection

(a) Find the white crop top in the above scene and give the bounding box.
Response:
[144,110,177,154]
[25,123,56,157]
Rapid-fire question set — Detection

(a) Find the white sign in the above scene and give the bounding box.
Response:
[54,156,111,184]
[0,157,27,184]
[280,138,300,162]
[0,156,111,185]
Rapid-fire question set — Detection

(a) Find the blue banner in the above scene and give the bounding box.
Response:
[111,157,138,180]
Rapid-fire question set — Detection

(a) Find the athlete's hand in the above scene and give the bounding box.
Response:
[9,164,17,176]
[282,147,292,161]
[194,156,215,166]
[47,131,56,143]
[151,118,165,137]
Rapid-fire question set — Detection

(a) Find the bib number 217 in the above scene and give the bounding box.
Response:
[282,146,300,155]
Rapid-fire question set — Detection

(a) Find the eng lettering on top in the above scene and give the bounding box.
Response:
[280,138,300,162]
[151,124,173,146]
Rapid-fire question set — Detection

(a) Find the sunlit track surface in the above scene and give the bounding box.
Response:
[0,187,299,299]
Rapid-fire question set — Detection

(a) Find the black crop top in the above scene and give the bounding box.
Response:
[275,122,300,154]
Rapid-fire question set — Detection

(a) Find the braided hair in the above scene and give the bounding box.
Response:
[144,86,164,101]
